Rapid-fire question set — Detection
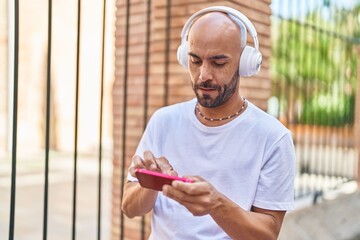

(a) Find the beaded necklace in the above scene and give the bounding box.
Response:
[196,98,247,122]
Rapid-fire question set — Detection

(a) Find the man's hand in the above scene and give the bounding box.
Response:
[162,176,222,216]
[162,176,285,240]
[122,150,176,218]
[129,150,177,178]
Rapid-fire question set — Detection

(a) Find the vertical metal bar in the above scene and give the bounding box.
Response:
[315,0,323,193]
[356,45,360,185]
[315,4,324,191]
[324,0,335,189]
[43,0,52,239]
[8,0,19,239]
[283,1,291,125]
[143,0,151,164]
[273,1,281,121]
[309,0,317,193]
[141,0,152,239]
[120,1,131,239]
[164,0,171,106]
[344,11,356,182]
[291,2,298,197]
[289,0,296,127]
[327,3,334,184]
[97,0,107,239]
[303,0,312,196]
[298,0,307,198]
[337,20,348,182]
[278,0,287,125]
[334,3,343,185]
[72,0,82,239]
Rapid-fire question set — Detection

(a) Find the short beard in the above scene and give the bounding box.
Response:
[193,71,239,108]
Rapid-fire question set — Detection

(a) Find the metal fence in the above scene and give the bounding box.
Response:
[3,0,111,239]
[271,0,360,200]
[2,0,360,240]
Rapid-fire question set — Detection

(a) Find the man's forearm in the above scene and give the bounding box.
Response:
[210,194,284,240]
[121,181,158,218]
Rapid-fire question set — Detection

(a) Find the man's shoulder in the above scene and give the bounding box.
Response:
[246,102,290,133]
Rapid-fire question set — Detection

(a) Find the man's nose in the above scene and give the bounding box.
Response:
[199,62,213,82]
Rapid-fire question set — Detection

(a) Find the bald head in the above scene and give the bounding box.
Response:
[189,12,243,51]
[187,12,243,65]
[190,12,239,37]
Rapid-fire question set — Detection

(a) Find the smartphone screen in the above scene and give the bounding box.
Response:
[135,168,193,191]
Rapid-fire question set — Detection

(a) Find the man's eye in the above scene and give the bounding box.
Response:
[190,56,201,64]
[191,59,201,64]
[213,62,226,66]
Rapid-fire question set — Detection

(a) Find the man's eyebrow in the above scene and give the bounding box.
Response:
[188,52,229,60]
[209,54,229,60]
[188,52,200,58]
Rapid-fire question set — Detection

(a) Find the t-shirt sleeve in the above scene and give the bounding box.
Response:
[253,132,296,210]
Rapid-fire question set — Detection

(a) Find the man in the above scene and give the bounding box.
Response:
[121,6,296,240]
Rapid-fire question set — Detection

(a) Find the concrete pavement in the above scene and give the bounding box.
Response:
[0,152,112,240]
[279,182,360,240]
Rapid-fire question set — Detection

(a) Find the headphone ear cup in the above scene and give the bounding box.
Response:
[239,46,262,77]
[177,42,189,69]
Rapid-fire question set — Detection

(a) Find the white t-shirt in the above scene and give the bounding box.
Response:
[128,98,296,239]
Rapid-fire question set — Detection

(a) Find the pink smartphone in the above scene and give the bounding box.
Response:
[135,168,193,191]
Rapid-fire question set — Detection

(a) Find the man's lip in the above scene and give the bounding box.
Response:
[199,87,216,91]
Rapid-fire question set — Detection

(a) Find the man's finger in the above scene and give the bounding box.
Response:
[129,155,144,177]
[143,150,159,171]
[155,156,177,176]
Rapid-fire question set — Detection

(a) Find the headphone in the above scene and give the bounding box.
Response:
[177,6,262,77]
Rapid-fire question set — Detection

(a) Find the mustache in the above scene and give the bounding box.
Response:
[194,81,221,91]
